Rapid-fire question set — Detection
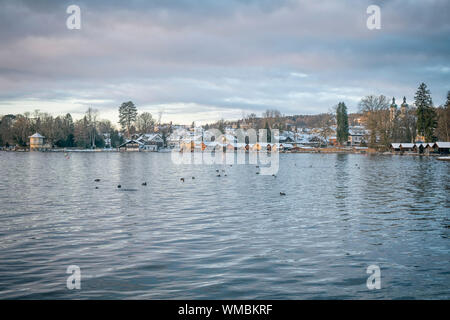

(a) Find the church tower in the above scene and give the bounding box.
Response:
[389,97,397,121]
[400,96,408,116]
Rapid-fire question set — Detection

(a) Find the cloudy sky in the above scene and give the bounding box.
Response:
[0,0,449,124]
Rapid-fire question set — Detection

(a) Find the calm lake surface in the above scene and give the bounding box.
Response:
[0,152,449,299]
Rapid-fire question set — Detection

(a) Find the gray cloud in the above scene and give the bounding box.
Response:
[0,0,449,124]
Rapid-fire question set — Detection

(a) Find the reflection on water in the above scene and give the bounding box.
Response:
[0,152,448,299]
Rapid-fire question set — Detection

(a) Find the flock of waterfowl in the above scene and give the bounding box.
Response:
[93,165,285,196]
[93,180,145,191]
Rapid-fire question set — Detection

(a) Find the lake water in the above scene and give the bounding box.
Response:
[0,152,448,299]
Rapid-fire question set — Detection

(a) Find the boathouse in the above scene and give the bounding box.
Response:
[390,143,401,152]
[280,143,293,151]
[399,143,415,152]
[251,143,261,151]
[118,139,142,152]
[413,143,427,154]
[431,142,450,154]
[390,142,450,154]
[226,143,235,151]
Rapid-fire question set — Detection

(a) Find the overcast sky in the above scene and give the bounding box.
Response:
[0,0,449,124]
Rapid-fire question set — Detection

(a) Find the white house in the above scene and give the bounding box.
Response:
[348,126,367,146]
[137,133,164,151]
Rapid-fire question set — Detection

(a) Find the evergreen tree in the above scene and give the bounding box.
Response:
[161,131,167,148]
[217,119,224,134]
[110,130,124,148]
[415,83,436,142]
[265,121,271,143]
[118,101,138,138]
[336,102,349,145]
[447,91,450,108]
[64,113,75,147]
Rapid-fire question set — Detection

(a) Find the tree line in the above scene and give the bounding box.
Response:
[117,101,172,146]
[0,101,160,148]
[205,83,448,148]
[331,83,448,148]
[357,83,449,148]
[1,84,448,149]
[0,108,122,149]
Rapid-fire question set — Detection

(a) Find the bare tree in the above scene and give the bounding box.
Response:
[435,91,450,141]
[11,114,32,146]
[319,112,335,145]
[137,112,155,134]
[85,107,98,148]
[359,95,390,147]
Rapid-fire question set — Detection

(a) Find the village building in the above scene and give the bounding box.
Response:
[226,143,235,152]
[102,133,112,148]
[279,143,293,151]
[167,138,180,149]
[430,142,450,154]
[29,133,45,151]
[279,135,294,144]
[413,143,428,154]
[390,142,450,154]
[118,139,143,152]
[137,133,164,151]
[390,143,401,152]
[348,126,367,146]
[399,143,415,152]
[328,136,338,146]
[251,143,261,151]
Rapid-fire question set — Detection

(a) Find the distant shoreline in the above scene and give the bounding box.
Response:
[0,148,446,157]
